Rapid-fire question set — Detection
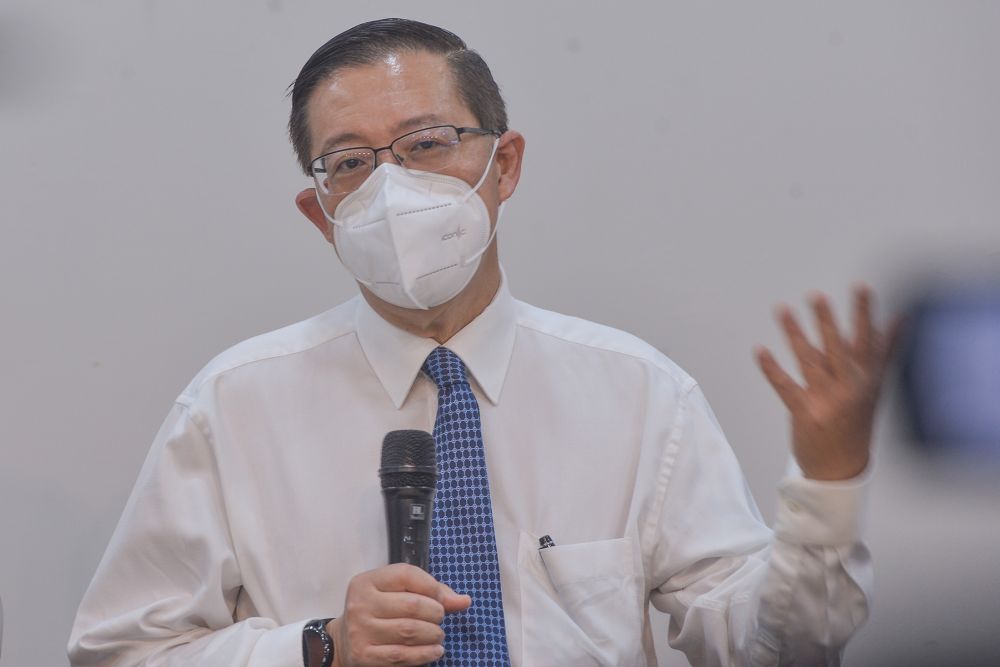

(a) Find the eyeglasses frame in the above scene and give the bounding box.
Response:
[310,125,503,183]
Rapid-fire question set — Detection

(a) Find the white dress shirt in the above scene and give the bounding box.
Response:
[69,278,871,666]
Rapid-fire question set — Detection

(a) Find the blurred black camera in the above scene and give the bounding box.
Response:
[897,279,1000,460]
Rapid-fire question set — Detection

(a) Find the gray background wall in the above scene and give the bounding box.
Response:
[2,1,999,665]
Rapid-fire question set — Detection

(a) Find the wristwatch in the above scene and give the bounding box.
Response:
[302,618,335,667]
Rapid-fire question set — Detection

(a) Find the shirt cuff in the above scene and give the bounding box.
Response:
[773,465,871,546]
[247,618,309,667]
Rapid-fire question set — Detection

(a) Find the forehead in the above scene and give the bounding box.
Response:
[306,50,477,156]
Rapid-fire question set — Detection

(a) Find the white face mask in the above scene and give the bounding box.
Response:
[317,141,501,310]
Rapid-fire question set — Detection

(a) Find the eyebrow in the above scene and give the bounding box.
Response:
[317,114,449,155]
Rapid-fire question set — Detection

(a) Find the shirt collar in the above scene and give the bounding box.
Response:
[355,273,517,409]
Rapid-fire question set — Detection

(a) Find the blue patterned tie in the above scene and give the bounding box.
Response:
[422,346,511,666]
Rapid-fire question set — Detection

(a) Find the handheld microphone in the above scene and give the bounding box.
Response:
[379,430,438,569]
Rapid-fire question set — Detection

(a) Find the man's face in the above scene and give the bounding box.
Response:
[305,49,502,222]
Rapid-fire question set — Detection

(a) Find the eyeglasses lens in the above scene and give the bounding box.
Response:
[315,126,465,197]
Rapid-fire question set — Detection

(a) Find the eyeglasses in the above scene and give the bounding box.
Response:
[311,125,501,197]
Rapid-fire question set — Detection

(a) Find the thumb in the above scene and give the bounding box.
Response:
[439,584,472,612]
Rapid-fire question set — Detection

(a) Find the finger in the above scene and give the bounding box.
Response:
[811,293,851,377]
[878,314,906,368]
[441,590,473,613]
[372,563,445,599]
[851,283,874,360]
[777,305,829,385]
[367,617,445,646]
[755,345,805,412]
[371,564,471,613]
[364,643,445,666]
[370,591,446,624]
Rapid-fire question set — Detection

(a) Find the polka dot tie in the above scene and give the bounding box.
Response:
[422,347,511,666]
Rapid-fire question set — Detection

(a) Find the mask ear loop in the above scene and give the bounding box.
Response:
[462,201,505,267]
[463,137,501,202]
[312,177,377,288]
[461,137,505,267]
[313,175,344,229]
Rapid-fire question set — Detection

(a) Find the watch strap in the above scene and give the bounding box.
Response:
[302,617,335,667]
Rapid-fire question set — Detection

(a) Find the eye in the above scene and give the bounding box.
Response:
[410,137,447,153]
[331,153,372,174]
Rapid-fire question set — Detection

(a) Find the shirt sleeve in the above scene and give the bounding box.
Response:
[67,402,308,667]
[646,384,872,667]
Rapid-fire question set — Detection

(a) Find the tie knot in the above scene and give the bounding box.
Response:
[422,347,469,389]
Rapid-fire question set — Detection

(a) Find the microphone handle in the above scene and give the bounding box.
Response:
[383,486,435,570]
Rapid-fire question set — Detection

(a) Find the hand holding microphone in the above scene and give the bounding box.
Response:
[326,431,470,667]
[326,564,470,667]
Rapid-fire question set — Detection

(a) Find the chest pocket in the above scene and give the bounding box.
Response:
[517,531,645,667]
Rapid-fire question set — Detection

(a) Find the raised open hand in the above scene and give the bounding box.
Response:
[755,285,901,481]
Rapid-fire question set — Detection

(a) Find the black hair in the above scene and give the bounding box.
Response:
[287,18,508,175]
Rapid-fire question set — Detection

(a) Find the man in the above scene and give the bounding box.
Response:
[69,18,896,667]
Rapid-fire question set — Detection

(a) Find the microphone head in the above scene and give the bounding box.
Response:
[379,430,438,489]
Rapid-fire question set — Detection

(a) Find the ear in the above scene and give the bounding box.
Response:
[295,188,335,244]
[494,130,525,203]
